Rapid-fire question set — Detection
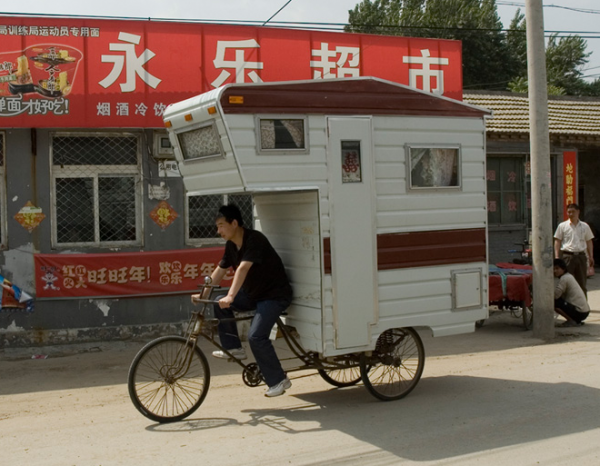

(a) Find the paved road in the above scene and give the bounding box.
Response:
[2,277,600,466]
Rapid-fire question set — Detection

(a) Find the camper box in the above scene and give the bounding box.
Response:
[163,77,490,357]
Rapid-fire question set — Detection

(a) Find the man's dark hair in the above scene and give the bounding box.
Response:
[216,204,244,227]
[566,203,580,210]
[554,258,568,271]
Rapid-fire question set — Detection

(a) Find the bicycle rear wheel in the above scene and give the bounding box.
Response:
[128,336,210,423]
[318,366,362,387]
[360,327,424,401]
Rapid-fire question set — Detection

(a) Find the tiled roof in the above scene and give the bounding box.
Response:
[463,91,600,136]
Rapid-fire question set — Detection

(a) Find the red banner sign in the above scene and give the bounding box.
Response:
[562,150,577,219]
[0,16,463,128]
[35,248,232,298]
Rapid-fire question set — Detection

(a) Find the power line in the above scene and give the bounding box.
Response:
[0,11,599,38]
[262,0,294,26]
[497,1,600,15]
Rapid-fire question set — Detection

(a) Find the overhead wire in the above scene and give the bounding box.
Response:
[262,0,295,26]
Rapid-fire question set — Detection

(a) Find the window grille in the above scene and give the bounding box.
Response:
[51,133,142,247]
[187,193,253,244]
[487,156,525,225]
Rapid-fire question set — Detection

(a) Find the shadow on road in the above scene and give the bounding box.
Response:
[222,375,600,463]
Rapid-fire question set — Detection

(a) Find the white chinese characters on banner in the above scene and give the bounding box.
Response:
[0,24,100,37]
[310,43,360,79]
[211,39,264,88]
[96,101,168,117]
[99,32,162,92]
[403,49,449,95]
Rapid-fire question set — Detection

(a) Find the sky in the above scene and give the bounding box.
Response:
[2,0,600,83]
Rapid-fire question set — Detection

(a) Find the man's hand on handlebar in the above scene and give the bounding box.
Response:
[218,295,234,309]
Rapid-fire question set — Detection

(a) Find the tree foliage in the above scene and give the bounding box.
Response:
[346,1,600,95]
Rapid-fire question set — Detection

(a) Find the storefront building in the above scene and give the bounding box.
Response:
[0,15,465,346]
[464,91,600,265]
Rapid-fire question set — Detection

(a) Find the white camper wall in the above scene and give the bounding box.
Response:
[373,115,487,232]
[253,190,324,352]
[224,114,330,196]
[165,90,246,196]
[372,115,488,337]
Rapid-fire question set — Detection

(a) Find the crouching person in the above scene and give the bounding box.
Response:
[554,259,590,327]
[192,204,293,397]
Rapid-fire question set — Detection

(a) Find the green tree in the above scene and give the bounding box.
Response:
[347,1,600,95]
[506,9,594,96]
[505,9,527,79]
[346,0,514,89]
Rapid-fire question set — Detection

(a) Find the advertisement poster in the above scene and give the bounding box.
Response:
[0,16,463,128]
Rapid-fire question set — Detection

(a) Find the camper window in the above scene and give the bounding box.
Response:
[407,146,460,190]
[177,122,223,161]
[257,117,308,154]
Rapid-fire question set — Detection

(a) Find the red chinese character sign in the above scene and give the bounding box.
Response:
[0,17,463,128]
[34,249,232,298]
[563,150,577,219]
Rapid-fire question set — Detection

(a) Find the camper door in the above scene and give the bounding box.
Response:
[327,117,378,349]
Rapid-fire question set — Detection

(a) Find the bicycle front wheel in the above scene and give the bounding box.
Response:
[128,336,210,423]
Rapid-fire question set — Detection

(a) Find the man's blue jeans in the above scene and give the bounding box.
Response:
[213,289,291,387]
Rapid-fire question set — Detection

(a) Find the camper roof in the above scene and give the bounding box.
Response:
[165,77,491,120]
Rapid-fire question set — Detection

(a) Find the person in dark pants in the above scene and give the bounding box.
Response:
[554,203,594,296]
[192,204,293,397]
[553,259,590,327]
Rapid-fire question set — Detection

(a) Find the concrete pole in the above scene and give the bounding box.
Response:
[525,0,555,339]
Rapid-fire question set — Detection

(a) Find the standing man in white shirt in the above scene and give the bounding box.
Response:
[554,203,595,295]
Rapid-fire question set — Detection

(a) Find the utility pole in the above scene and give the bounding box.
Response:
[525,0,555,339]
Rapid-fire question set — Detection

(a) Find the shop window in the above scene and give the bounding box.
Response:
[257,117,308,154]
[487,157,525,225]
[50,133,142,247]
[407,145,461,190]
[186,193,253,245]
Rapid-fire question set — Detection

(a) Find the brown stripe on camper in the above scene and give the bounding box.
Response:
[323,228,486,274]
[220,79,489,118]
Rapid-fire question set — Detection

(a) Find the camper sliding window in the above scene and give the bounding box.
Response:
[177,122,224,162]
[256,116,308,155]
[406,145,461,191]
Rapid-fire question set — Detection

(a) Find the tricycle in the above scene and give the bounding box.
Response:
[128,278,425,423]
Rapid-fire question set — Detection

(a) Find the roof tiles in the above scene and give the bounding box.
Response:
[463,92,600,136]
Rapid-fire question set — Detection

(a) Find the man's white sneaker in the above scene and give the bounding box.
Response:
[265,377,292,397]
[212,348,247,360]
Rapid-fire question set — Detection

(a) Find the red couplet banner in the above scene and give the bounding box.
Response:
[562,150,577,220]
[0,16,463,128]
[34,248,233,298]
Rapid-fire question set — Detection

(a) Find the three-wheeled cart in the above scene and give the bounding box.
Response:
[128,77,491,422]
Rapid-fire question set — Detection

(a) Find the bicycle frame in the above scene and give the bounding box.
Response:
[187,283,362,378]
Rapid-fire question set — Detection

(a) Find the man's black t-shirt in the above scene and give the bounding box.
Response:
[219,228,293,301]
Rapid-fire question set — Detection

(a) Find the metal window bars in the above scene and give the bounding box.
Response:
[51,133,141,246]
